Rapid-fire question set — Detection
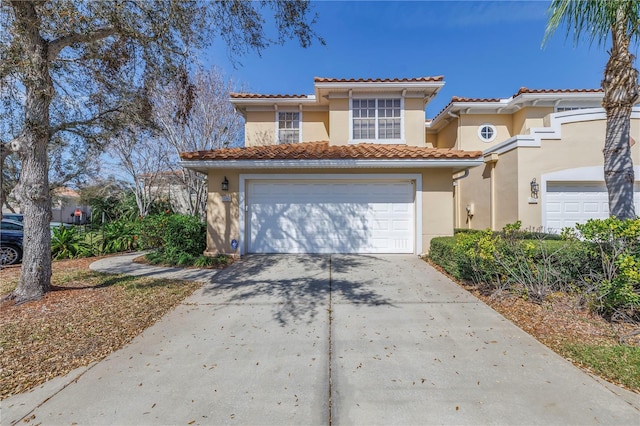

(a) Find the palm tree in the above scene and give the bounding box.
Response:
[544,0,640,219]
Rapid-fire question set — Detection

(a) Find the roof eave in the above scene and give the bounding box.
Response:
[229,97,317,106]
[314,81,445,96]
[179,158,483,174]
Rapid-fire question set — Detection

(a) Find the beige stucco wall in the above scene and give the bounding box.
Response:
[326,97,427,146]
[516,118,640,229]
[244,111,276,146]
[513,107,552,135]
[456,163,492,230]
[456,115,640,231]
[244,109,330,146]
[458,114,513,152]
[421,168,455,248]
[302,110,330,142]
[203,168,456,256]
[329,98,350,145]
[205,170,241,256]
[493,149,520,229]
[404,98,426,146]
[431,119,458,149]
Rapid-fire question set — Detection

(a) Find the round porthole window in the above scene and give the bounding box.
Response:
[478,124,497,142]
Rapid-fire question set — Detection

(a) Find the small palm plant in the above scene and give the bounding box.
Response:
[51,226,92,259]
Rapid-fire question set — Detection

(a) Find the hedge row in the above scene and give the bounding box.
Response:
[430,219,640,319]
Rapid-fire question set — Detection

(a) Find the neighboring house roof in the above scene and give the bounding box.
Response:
[52,187,80,199]
[427,87,605,130]
[180,141,482,173]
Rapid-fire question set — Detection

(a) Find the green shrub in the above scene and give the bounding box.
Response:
[144,250,165,265]
[51,226,93,259]
[101,220,139,254]
[453,228,483,235]
[138,214,170,249]
[164,214,206,257]
[139,214,207,267]
[176,252,195,266]
[430,223,595,301]
[572,218,640,318]
[193,255,215,268]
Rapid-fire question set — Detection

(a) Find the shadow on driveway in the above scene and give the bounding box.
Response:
[201,254,394,326]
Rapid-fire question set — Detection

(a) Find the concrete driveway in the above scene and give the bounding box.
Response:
[4,254,639,425]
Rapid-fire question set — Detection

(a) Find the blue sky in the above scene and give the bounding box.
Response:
[202,0,618,117]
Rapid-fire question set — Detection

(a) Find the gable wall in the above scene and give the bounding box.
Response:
[458,114,513,152]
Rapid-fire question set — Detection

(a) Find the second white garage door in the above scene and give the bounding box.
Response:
[247,180,415,254]
[544,182,640,231]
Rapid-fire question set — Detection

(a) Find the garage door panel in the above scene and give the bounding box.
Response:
[564,202,580,213]
[247,180,414,254]
[583,202,600,213]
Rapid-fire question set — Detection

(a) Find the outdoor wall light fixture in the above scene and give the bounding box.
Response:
[530,178,539,199]
[221,176,229,191]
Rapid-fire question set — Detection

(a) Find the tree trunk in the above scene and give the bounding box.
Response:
[9,2,53,303]
[602,10,639,220]
[603,108,635,219]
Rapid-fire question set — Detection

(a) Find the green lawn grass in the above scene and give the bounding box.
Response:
[561,343,640,391]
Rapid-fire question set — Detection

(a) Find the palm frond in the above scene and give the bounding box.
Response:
[543,0,640,48]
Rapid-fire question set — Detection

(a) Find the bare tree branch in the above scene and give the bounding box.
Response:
[47,27,116,60]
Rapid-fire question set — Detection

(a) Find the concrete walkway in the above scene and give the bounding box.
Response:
[2,253,639,425]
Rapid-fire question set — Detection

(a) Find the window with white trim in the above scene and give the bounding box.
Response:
[478,124,497,142]
[277,111,300,144]
[352,98,401,141]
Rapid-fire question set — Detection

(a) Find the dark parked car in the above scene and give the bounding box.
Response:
[2,213,24,222]
[1,219,24,266]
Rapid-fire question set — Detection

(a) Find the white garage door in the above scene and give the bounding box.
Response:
[544,182,640,231]
[247,180,415,254]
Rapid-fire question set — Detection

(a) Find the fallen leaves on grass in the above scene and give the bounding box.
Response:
[0,257,200,400]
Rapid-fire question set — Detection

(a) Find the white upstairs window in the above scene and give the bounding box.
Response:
[352,98,402,143]
[277,111,300,144]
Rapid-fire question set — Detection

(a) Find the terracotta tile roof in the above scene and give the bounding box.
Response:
[449,96,503,103]
[314,76,444,83]
[180,141,481,161]
[430,87,605,123]
[513,87,603,97]
[230,93,310,99]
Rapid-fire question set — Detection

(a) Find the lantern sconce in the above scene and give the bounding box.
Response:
[221,176,229,191]
[529,178,539,203]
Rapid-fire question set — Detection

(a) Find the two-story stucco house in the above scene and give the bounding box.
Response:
[180,77,640,257]
[180,77,484,256]
[427,88,640,232]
